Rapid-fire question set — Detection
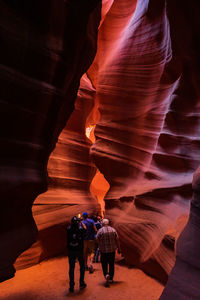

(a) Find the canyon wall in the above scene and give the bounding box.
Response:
[1,0,200,297]
[89,0,200,283]
[0,0,101,280]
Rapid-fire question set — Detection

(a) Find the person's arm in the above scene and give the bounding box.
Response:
[80,221,87,230]
[91,219,97,233]
[96,230,100,243]
[93,224,97,233]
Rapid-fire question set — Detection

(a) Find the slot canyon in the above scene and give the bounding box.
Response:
[0,0,200,299]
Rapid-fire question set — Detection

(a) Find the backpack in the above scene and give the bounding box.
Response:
[67,226,84,250]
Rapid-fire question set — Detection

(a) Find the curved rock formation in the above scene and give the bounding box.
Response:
[1,0,200,295]
[0,0,101,280]
[20,75,100,267]
[88,0,200,282]
[159,167,200,299]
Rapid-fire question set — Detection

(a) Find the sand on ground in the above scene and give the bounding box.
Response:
[0,256,164,300]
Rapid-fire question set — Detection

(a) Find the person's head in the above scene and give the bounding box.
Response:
[102,219,109,226]
[82,212,88,220]
[71,216,79,228]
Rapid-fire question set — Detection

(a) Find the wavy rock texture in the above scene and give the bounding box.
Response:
[159,2,200,297]
[16,75,101,268]
[0,0,101,279]
[88,0,200,283]
[159,167,200,299]
[1,0,200,295]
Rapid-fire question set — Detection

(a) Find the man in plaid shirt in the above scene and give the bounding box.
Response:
[96,219,121,286]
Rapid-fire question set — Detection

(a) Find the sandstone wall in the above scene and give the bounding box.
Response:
[0,0,101,280]
[1,1,200,295]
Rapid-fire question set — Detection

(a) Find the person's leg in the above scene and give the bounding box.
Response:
[108,252,115,280]
[83,240,88,269]
[93,241,98,262]
[88,240,95,272]
[100,252,108,277]
[95,247,100,262]
[78,251,86,287]
[68,253,76,291]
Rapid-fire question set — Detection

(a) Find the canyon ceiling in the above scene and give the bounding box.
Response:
[0,0,200,299]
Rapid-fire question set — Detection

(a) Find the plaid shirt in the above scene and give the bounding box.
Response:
[96,225,118,253]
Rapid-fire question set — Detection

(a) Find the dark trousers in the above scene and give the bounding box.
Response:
[100,251,115,280]
[94,240,100,262]
[68,250,85,288]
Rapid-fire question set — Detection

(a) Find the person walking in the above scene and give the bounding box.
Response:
[96,218,121,287]
[82,212,97,273]
[67,216,87,292]
[93,216,102,263]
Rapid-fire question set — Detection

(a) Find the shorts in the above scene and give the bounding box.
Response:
[84,240,95,255]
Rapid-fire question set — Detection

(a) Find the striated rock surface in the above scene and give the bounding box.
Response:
[1,0,200,293]
[16,75,101,268]
[0,0,101,279]
[88,0,200,282]
[159,167,200,299]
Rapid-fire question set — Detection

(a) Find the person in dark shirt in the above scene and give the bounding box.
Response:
[67,216,87,292]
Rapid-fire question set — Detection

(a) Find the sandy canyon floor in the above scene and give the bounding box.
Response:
[0,256,164,300]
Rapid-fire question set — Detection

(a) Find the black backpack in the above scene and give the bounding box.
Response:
[67,226,84,250]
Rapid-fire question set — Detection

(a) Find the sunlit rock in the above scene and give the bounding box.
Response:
[1,0,200,291]
[88,0,200,282]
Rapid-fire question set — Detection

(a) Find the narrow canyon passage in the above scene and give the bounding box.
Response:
[0,1,200,299]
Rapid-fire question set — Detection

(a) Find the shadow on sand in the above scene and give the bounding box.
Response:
[64,287,87,298]
[98,280,124,288]
[2,292,38,300]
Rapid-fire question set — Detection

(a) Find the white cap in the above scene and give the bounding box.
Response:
[102,218,109,225]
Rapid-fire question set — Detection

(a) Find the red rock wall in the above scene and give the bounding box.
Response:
[40,0,199,284]
[160,168,200,300]
[26,0,200,286]
[87,0,200,283]
[1,0,200,294]
[0,0,101,280]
